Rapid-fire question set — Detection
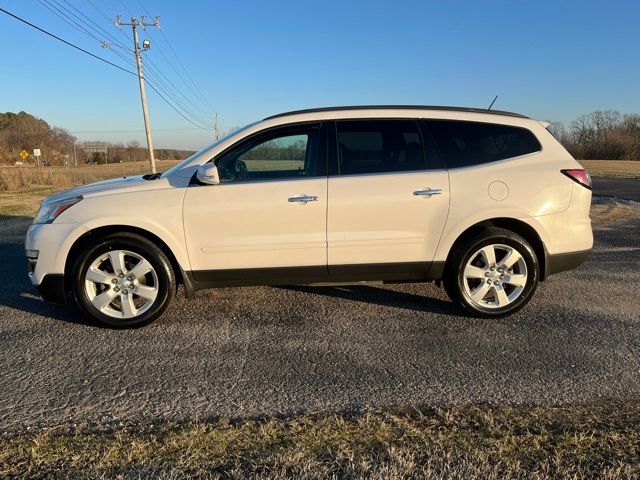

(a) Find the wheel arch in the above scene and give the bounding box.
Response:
[63,225,193,296]
[444,217,547,281]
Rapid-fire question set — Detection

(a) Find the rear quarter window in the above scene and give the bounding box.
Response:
[425,120,541,169]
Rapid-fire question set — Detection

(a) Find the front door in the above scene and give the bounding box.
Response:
[327,119,450,275]
[183,123,328,281]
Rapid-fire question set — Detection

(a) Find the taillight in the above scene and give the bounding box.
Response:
[561,169,592,190]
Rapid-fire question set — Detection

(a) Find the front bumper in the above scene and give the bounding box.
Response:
[25,222,87,286]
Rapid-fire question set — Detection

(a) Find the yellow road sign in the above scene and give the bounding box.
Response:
[19,150,28,159]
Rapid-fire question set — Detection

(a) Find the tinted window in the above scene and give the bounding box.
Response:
[337,120,426,175]
[217,127,321,182]
[426,120,541,168]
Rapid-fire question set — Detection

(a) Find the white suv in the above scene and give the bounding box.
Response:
[25,106,593,327]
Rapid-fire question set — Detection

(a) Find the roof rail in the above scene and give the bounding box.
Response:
[264,105,529,120]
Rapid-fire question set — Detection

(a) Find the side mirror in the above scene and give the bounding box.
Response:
[196,163,220,185]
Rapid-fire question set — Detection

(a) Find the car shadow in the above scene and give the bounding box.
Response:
[1,217,465,324]
[279,283,466,317]
[0,239,97,327]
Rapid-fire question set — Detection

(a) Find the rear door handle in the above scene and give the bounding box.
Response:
[413,188,443,197]
[288,195,318,204]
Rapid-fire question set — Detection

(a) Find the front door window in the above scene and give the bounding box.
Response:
[216,128,321,182]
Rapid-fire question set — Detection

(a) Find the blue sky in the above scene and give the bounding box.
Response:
[1,0,639,149]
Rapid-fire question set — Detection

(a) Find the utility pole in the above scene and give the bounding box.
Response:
[213,113,220,141]
[115,15,160,173]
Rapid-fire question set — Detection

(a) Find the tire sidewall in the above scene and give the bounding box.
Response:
[454,232,539,317]
[72,236,173,327]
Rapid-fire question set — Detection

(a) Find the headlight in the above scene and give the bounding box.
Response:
[33,196,83,224]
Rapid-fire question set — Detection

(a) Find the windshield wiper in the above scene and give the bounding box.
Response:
[142,172,163,180]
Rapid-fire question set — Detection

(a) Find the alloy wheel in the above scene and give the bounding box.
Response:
[461,243,528,309]
[84,249,159,319]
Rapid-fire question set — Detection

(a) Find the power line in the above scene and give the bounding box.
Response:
[106,44,210,128]
[56,0,131,51]
[144,83,210,129]
[143,28,208,109]
[90,19,211,125]
[0,6,209,130]
[157,28,214,111]
[37,0,108,45]
[108,44,211,127]
[0,6,136,75]
[84,0,115,24]
[145,56,212,118]
[136,0,215,112]
[21,3,209,129]
[99,1,215,127]
[48,0,211,127]
[116,0,135,18]
[71,127,206,133]
[84,0,132,43]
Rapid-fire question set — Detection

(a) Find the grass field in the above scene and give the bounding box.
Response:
[1,402,639,478]
[578,159,640,177]
[0,162,640,243]
[0,160,181,191]
[0,159,637,193]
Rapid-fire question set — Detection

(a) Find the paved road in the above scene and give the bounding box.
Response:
[1,216,639,432]
[593,176,640,201]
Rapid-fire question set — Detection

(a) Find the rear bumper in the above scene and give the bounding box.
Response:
[34,273,67,303]
[544,249,591,279]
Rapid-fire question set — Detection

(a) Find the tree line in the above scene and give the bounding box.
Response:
[2,110,639,165]
[0,111,194,165]
[548,110,640,160]
[0,111,75,164]
[242,139,307,161]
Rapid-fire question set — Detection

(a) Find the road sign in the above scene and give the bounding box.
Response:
[33,148,41,156]
[82,141,107,154]
[19,150,28,159]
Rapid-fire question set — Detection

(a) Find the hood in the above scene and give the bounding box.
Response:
[45,175,160,203]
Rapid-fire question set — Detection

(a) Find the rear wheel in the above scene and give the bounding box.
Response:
[443,227,539,317]
[72,233,175,327]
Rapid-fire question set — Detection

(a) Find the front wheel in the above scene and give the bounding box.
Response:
[71,233,175,327]
[443,227,539,317]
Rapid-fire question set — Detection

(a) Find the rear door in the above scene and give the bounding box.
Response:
[327,119,449,275]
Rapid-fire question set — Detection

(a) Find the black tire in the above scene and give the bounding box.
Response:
[443,227,539,318]
[71,233,175,327]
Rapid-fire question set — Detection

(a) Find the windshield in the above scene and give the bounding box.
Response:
[162,121,260,177]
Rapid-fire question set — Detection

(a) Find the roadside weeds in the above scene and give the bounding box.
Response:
[1,402,640,479]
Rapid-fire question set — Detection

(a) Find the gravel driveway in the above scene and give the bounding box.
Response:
[1,210,639,431]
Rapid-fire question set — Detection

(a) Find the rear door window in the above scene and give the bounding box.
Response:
[336,120,426,175]
[425,120,541,168]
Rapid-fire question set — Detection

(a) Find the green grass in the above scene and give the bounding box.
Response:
[2,402,639,479]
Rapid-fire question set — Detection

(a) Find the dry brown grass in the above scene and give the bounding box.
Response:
[1,187,638,245]
[0,159,637,193]
[1,403,639,479]
[0,187,60,244]
[0,160,181,191]
[579,159,640,177]
[591,198,640,227]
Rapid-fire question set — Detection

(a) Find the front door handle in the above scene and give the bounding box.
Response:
[288,195,318,204]
[413,188,443,197]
